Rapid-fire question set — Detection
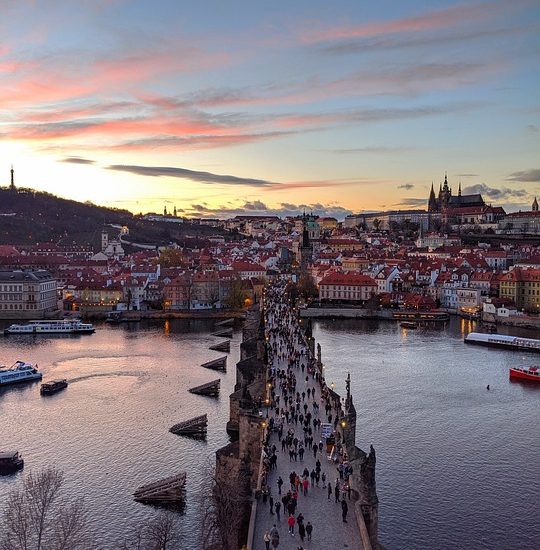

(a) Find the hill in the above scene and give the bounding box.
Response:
[0,187,225,247]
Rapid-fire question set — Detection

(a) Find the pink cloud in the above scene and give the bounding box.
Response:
[301,0,528,43]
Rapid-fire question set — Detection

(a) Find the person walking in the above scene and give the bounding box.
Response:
[270,524,280,549]
[341,498,349,523]
[275,501,281,521]
[335,483,340,503]
[306,521,313,541]
[298,521,306,542]
[277,476,283,495]
[327,481,332,500]
[264,530,271,550]
[287,514,296,536]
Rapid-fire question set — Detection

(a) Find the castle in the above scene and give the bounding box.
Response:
[428,173,485,212]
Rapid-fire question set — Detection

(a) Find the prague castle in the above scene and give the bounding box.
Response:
[428,173,485,212]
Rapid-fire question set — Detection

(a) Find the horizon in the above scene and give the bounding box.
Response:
[1,1,539,218]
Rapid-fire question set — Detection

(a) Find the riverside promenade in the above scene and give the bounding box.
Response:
[252,287,364,550]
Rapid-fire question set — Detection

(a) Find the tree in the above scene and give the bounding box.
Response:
[372,218,381,231]
[223,277,247,310]
[157,248,186,268]
[1,468,90,550]
[199,462,251,550]
[296,272,318,301]
[121,512,182,550]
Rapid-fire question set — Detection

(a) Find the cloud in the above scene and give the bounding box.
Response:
[186,200,353,220]
[526,125,539,133]
[61,156,95,164]
[463,183,529,199]
[505,169,540,183]
[394,198,426,207]
[301,0,531,43]
[455,173,479,177]
[327,146,413,154]
[107,165,278,187]
[398,183,414,190]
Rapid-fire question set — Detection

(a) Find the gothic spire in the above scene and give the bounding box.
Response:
[458,181,462,197]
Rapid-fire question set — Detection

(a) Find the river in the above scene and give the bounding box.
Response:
[312,317,540,550]
[0,319,240,549]
[1,318,539,549]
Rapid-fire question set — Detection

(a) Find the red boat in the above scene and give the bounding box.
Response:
[509,365,540,382]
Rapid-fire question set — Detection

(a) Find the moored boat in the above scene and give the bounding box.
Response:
[400,321,418,329]
[464,332,540,353]
[0,361,42,387]
[40,379,68,395]
[0,451,24,475]
[509,365,540,382]
[4,319,95,335]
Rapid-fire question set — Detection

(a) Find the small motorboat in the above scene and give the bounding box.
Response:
[0,451,24,475]
[40,379,68,395]
[400,321,418,329]
[509,365,540,382]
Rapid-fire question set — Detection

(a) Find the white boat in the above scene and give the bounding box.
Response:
[464,332,540,353]
[0,361,42,387]
[4,319,95,335]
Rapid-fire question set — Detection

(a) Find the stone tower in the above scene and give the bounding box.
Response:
[533,197,538,212]
[101,229,109,252]
[428,182,437,212]
[10,165,15,190]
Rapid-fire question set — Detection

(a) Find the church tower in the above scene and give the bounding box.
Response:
[428,182,437,212]
[10,165,15,190]
[440,172,452,210]
[533,197,539,212]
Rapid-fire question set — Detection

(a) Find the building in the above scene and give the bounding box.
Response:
[163,275,191,310]
[498,198,540,234]
[319,272,377,303]
[0,270,58,319]
[499,268,540,312]
[428,173,485,213]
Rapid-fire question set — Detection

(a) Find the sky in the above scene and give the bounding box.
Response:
[1,0,539,219]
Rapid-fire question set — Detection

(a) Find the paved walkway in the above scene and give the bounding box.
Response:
[253,292,361,550]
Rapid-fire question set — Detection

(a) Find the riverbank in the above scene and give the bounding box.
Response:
[78,309,247,321]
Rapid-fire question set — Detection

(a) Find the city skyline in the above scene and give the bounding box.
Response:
[1,0,539,218]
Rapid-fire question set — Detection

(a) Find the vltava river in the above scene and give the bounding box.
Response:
[0,319,240,549]
[313,317,540,550]
[1,318,539,549]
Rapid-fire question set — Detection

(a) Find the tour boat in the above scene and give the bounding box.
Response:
[509,365,540,382]
[0,451,24,475]
[400,321,418,329]
[4,319,95,335]
[464,332,540,353]
[0,361,42,387]
[40,379,68,395]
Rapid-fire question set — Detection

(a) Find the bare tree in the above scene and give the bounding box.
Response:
[199,460,252,550]
[1,467,90,550]
[121,511,182,550]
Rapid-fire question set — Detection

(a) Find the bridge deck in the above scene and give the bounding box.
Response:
[252,309,362,550]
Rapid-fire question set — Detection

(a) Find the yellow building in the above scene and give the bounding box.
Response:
[499,268,540,312]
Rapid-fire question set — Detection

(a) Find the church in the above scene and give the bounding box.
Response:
[428,173,485,212]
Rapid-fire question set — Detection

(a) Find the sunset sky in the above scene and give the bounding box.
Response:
[1,0,539,219]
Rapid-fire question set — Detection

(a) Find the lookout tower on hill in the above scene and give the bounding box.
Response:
[9,166,15,191]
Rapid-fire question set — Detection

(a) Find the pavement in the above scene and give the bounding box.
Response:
[252,305,362,550]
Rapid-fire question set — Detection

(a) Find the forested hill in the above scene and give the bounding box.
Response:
[0,187,224,247]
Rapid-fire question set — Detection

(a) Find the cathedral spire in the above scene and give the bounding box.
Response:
[533,196,539,212]
[458,181,462,197]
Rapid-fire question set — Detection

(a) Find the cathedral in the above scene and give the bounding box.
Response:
[428,173,485,212]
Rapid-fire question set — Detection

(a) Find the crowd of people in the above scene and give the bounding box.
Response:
[259,283,355,549]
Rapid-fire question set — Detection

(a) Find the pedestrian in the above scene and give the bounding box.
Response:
[270,495,274,514]
[287,514,296,536]
[306,521,313,541]
[322,472,327,488]
[275,501,281,521]
[277,476,283,495]
[341,498,348,522]
[328,481,332,500]
[264,530,271,550]
[335,484,340,503]
[270,524,280,549]
[298,522,306,542]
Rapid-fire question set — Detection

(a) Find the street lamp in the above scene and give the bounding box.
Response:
[331,382,335,391]
[341,420,347,429]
